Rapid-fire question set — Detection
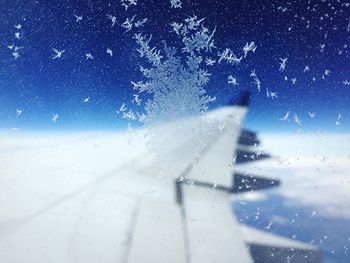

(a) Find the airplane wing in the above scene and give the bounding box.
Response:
[0,92,322,263]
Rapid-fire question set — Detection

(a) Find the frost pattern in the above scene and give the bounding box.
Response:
[133,16,216,126]
[228,75,239,86]
[122,16,148,32]
[218,48,242,65]
[131,16,217,162]
[170,0,182,9]
[121,0,137,10]
[242,41,257,58]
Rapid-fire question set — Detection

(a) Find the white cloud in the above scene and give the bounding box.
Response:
[237,133,350,219]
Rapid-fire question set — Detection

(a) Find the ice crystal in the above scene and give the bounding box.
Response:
[218,48,242,65]
[170,0,182,9]
[252,77,261,92]
[228,75,239,86]
[242,42,257,58]
[121,16,148,32]
[279,58,287,72]
[52,113,59,122]
[121,0,137,11]
[205,57,216,66]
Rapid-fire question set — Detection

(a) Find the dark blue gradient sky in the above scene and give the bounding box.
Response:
[0,0,349,132]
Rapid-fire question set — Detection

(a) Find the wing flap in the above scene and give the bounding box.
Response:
[232,173,280,193]
[240,224,322,263]
[127,198,186,263]
[183,185,253,263]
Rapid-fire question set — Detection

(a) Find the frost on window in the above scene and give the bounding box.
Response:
[170,0,182,9]
[121,0,137,11]
[129,16,217,166]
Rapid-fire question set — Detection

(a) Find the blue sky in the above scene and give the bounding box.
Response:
[0,0,349,132]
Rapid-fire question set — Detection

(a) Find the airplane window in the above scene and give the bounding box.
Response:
[0,1,349,262]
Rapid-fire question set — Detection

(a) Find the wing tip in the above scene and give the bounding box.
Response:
[229,90,251,107]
